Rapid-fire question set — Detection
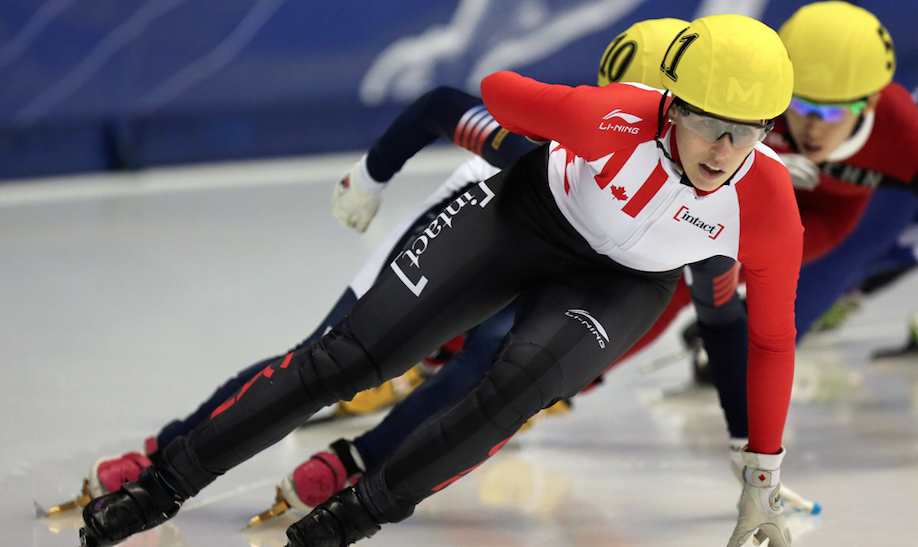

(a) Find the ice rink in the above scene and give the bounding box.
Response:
[2,148,916,547]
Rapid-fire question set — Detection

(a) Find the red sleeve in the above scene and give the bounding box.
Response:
[737,151,804,454]
[480,71,662,161]
[796,189,871,262]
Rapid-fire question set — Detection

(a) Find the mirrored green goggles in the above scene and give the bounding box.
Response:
[788,96,868,123]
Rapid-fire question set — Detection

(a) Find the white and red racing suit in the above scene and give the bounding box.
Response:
[151,73,802,525]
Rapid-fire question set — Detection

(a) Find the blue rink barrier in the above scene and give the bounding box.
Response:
[0,0,915,180]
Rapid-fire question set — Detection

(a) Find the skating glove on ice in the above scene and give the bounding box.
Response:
[778,153,820,191]
[332,154,384,233]
[728,439,820,515]
[727,447,792,547]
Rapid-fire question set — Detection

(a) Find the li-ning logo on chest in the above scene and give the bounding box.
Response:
[599,109,643,134]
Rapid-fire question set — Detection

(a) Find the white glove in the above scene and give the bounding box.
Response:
[778,153,820,191]
[332,154,384,233]
[728,437,747,482]
[728,439,820,515]
[727,447,792,547]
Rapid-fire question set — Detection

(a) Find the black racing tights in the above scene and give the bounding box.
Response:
[155,147,681,523]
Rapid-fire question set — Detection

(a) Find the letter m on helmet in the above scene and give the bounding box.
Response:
[726,77,763,110]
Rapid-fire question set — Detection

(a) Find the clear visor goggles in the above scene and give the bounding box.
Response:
[787,96,868,124]
[675,101,774,148]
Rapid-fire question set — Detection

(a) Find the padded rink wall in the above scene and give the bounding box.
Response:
[0,0,915,181]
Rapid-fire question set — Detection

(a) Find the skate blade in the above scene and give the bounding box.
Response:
[41,478,92,518]
[641,380,717,407]
[786,500,822,515]
[242,512,301,547]
[871,343,918,361]
[637,349,688,374]
[780,484,821,515]
[246,486,291,528]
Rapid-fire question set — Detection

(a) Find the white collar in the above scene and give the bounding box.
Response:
[827,110,875,162]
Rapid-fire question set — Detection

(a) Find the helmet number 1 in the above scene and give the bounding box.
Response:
[661,32,699,83]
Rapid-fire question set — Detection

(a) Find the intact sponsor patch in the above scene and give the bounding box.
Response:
[673,206,725,240]
[390,181,495,296]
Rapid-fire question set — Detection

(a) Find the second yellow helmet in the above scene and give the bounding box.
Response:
[779,1,895,102]
[597,18,688,87]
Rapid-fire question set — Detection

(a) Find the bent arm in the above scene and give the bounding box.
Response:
[481,71,660,161]
[367,86,536,182]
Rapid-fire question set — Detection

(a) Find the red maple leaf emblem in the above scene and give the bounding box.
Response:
[610,185,628,201]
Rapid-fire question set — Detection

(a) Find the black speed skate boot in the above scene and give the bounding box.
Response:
[79,467,182,547]
[286,486,381,547]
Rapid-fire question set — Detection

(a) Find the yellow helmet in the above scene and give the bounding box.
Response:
[597,18,688,87]
[779,1,895,102]
[659,14,794,120]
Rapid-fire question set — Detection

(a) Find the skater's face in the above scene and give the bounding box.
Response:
[670,102,766,192]
[783,93,881,164]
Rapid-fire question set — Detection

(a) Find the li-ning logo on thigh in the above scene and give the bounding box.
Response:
[390,180,496,297]
[565,309,609,348]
